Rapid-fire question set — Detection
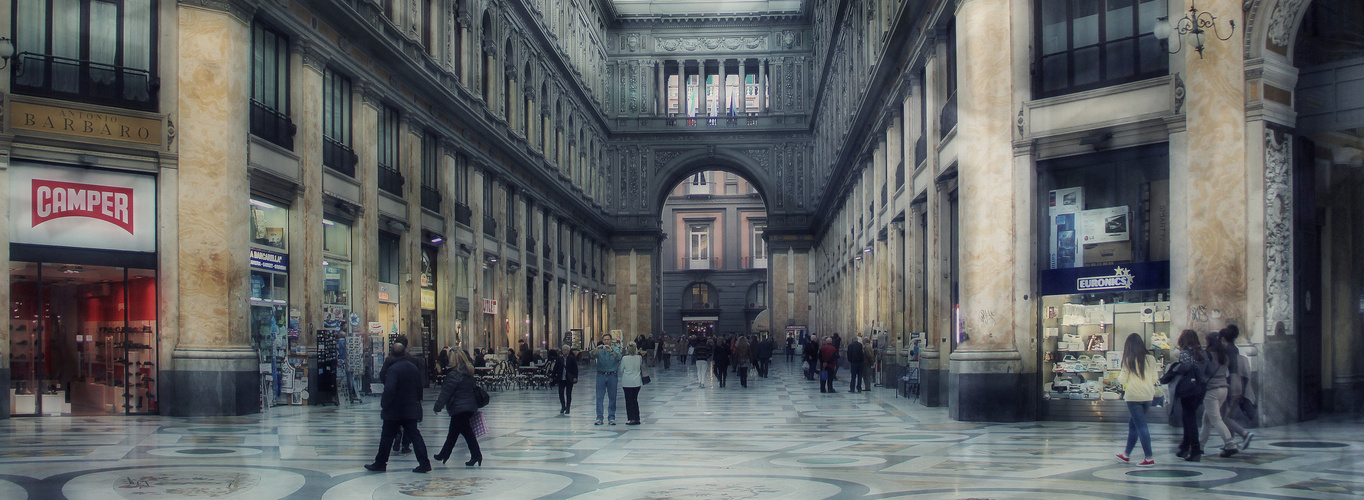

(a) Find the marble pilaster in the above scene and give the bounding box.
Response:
[0,144,10,418]
[168,5,257,416]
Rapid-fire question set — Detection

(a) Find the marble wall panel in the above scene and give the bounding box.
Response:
[175,7,252,349]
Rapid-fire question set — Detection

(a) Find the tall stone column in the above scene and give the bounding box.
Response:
[768,235,813,334]
[611,235,661,341]
[1179,0,1247,333]
[168,3,257,416]
[292,42,327,402]
[948,0,1034,421]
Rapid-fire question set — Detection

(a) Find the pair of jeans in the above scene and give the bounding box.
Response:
[436,411,480,461]
[373,419,429,468]
[849,362,864,392]
[595,372,618,421]
[1124,401,1152,458]
[623,386,641,422]
[558,380,575,411]
[663,353,671,369]
[1179,395,1202,454]
[1200,387,1237,450]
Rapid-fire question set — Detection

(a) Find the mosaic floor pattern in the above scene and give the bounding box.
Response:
[0,359,1360,499]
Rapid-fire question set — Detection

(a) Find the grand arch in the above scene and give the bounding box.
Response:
[608,143,815,340]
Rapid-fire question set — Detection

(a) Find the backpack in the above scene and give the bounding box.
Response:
[1174,357,1208,400]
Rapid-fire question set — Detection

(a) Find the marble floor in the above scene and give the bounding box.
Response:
[1,359,1361,499]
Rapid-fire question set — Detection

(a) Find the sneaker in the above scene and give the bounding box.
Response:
[1220,449,1238,458]
[609,420,617,425]
[1116,453,1130,462]
[1241,432,1254,450]
[594,420,603,426]
[1138,458,1155,467]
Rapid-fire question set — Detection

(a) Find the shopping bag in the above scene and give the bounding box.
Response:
[471,411,489,437]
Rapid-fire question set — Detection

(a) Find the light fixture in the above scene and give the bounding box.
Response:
[1153,0,1234,59]
[430,236,444,245]
[0,37,13,70]
[249,198,280,210]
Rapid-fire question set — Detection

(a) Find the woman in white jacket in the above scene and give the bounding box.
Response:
[1117,333,1159,467]
[620,343,648,425]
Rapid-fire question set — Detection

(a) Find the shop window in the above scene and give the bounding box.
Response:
[1035,0,1167,98]
[322,219,351,258]
[9,262,158,416]
[250,20,294,150]
[322,219,352,308]
[421,131,442,212]
[250,198,288,251]
[1037,144,1172,411]
[323,67,356,176]
[11,0,159,111]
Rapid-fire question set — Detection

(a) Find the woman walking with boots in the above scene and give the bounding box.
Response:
[1165,330,1208,461]
[1116,333,1159,467]
[1199,331,1241,458]
[433,350,483,467]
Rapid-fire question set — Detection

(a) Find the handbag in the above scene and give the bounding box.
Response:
[474,385,491,408]
[642,375,651,385]
[471,411,489,437]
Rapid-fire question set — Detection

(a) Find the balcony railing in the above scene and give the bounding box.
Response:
[679,257,721,270]
[939,93,958,137]
[378,164,405,196]
[421,185,442,212]
[915,135,927,168]
[483,216,498,237]
[507,227,520,245]
[323,137,357,177]
[454,203,473,226]
[742,256,769,269]
[12,52,159,111]
[250,99,295,150]
[558,252,566,266]
[543,243,552,257]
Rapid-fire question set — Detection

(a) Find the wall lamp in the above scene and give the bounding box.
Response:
[0,38,13,70]
[1153,0,1235,59]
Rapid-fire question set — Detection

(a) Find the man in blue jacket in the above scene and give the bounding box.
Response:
[593,333,622,425]
[365,343,432,473]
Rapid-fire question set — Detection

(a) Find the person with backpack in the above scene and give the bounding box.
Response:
[1117,333,1159,467]
[432,349,484,467]
[1199,331,1241,458]
[1161,329,1208,461]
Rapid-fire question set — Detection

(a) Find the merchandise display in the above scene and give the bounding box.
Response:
[1040,292,1172,405]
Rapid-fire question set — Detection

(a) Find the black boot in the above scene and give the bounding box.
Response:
[1186,444,1202,462]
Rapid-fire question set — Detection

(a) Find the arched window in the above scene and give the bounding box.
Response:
[524,62,535,138]
[746,282,768,310]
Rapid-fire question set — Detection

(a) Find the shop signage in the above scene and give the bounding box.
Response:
[1077,266,1134,291]
[8,162,157,252]
[10,101,162,146]
[482,298,499,315]
[249,249,289,272]
[421,288,437,310]
[1040,261,1170,296]
[377,282,400,304]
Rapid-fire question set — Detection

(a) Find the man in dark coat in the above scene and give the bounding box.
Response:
[803,338,820,380]
[365,343,432,473]
[755,335,775,378]
[378,336,422,454]
[555,345,579,414]
[846,336,865,393]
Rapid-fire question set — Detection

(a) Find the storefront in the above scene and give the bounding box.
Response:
[420,244,438,381]
[8,161,159,417]
[1036,144,1172,422]
[248,197,293,408]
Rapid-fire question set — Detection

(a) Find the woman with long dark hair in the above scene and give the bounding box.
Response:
[1172,330,1207,461]
[1199,331,1240,457]
[433,350,483,467]
[1117,333,1159,466]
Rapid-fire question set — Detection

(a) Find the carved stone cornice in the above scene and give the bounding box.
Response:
[178,0,259,24]
[294,39,329,72]
[358,81,384,107]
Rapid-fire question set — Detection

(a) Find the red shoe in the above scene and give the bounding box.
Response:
[1116,453,1130,462]
[1138,458,1156,467]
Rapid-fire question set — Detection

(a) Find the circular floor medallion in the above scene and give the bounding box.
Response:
[1091,465,1236,483]
[569,476,843,500]
[1268,441,1350,449]
[857,432,969,443]
[146,447,263,458]
[325,469,571,500]
[769,455,886,468]
[0,479,26,500]
[63,467,303,500]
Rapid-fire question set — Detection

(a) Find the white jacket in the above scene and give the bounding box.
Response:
[620,355,645,388]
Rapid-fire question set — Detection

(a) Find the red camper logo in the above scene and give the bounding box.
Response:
[31,179,135,234]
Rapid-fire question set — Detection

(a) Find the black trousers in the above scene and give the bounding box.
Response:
[714,362,729,386]
[624,386,641,422]
[738,366,749,387]
[663,353,671,369]
[436,411,481,461]
[373,419,429,467]
[1179,395,1202,453]
[820,369,835,392]
[390,426,413,451]
[559,380,575,410]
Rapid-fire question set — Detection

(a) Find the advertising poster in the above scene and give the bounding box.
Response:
[1048,188,1084,269]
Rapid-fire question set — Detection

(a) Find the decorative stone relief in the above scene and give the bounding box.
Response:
[1173,73,1186,114]
[1264,128,1293,337]
[781,30,797,49]
[1267,0,1308,48]
[655,37,767,52]
[655,149,683,168]
[625,33,641,52]
[745,149,770,171]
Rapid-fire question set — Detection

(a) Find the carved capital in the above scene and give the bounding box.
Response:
[178,0,259,24]
[358,81,384,107]
[295,39,329,72]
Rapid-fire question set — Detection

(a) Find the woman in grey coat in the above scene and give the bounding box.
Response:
[433,350,483,466]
